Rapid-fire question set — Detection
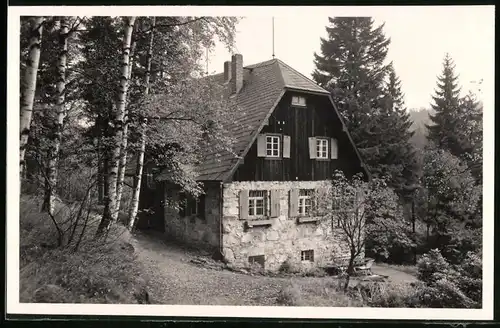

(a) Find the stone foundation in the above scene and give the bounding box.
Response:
[221,180,355,272]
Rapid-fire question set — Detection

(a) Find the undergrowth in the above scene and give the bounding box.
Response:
[19,195,151,304]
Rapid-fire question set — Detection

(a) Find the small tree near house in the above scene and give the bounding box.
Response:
[327,170,403,291]
[328,171,366,291]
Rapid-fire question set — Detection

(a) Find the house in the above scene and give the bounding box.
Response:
[140,54,369,272]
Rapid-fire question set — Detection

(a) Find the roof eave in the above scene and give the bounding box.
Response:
[284,86,330,96]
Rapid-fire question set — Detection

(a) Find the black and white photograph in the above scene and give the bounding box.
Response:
[7,5,494,320]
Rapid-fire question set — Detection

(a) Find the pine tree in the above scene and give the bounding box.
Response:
[313,17,418,195]
[426,53,463,156]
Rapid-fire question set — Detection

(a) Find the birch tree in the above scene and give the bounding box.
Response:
[127,17,155,230]
[20,16,44,176]
[96,16,136,237]
[115,26,137,215]
[41,18,70,215]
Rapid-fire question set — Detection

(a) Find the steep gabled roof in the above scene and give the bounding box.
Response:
[178,58,367,181]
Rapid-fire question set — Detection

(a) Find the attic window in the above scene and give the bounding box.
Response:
[266,135,280,157]
[291,95,307,107]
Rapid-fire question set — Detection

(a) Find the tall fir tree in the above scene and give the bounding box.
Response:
[313,17,418,196]
[426,53,463,155]
[381,64,420,196]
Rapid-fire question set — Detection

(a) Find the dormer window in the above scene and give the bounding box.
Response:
[291,95,307,107]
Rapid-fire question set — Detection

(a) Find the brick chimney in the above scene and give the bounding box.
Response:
[223,61,232,82]
[231,54,243,94]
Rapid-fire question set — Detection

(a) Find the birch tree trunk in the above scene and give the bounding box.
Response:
[115,36,137,214]
[42,18,70,215]
[128,16,155,231]
[96,16,136,237]
[20,16,44,177]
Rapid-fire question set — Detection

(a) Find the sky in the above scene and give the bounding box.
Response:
[207,6,495,110]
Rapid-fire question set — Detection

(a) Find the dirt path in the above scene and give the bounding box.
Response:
[130,231,417,305]
[130,231,290,305]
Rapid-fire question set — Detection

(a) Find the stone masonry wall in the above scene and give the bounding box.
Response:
[221,180,356,272]
[163,183,221,251]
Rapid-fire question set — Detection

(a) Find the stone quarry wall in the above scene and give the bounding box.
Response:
[221,180,355,272]
[163,183,221,251]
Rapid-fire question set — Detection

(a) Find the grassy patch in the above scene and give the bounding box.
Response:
[375,262,418,276]
[19,195,151,304]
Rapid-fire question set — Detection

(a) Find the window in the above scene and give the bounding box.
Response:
[146,168,159,189]
[249,190,268,217]
[298,189,314,216]
[266,135,280,157]
[248,255,265,268]
[186,197,199,216]
[316,138,329,159]
[301,250,314,262]
[291,95,307,107]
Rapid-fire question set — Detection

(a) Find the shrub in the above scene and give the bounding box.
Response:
[356,281,424,308]
[417,249,451,284]
[276,283,303,306]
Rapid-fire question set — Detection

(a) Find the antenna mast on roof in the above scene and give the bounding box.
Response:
[272,17,275,59]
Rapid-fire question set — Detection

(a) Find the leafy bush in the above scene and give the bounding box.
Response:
[415,249,482,308]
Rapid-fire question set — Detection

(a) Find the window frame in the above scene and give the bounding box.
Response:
[248,190,268,218]
[265,135,281,158]
[316,138,329,159]
[298,189,315,217]
[301,250,314,262]
[291,95,307,107]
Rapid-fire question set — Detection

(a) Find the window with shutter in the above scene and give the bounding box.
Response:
[248,190,269,218]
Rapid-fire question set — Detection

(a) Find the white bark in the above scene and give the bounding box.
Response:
[20,16,44,177]
[115,36,137,214]
[128,16,155,231]
[42,18,70,216]
[97,16,136,237]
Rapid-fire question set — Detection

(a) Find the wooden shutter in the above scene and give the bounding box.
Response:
[308,137,317,159]
[270,189,280,218]
[257,134,267,157]
[283,135,291,158]
[289,189,299,217]
[316,188,327,215]
[239,190,249,220]
[330,138,338,159]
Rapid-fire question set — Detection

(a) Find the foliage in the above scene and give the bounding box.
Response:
[416,248,481,308]
[420,145,482,263]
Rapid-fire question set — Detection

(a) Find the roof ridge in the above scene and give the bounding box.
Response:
[276,58,328,92]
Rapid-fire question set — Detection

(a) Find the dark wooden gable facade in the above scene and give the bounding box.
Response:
[232,91,364,182]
